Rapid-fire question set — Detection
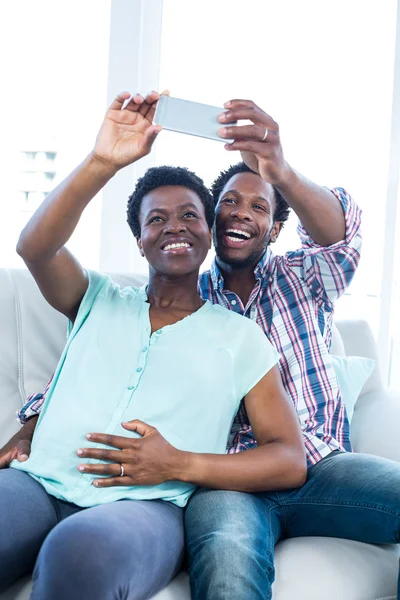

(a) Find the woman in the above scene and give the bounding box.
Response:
[0,91,305,599]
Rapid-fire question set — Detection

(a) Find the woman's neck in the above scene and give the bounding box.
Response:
[146,269,203,311]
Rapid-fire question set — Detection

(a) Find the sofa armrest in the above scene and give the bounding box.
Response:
[351,388,400,462]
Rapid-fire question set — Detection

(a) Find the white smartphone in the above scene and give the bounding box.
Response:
[154,96,236,143]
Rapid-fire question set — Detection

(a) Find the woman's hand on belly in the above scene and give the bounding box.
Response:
[76,420,184,487]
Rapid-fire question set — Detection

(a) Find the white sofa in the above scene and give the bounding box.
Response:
[0,267,399,600]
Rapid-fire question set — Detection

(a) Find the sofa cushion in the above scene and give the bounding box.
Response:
[351,388,400,461]
[272,536,399,600]
[331,355,376,421]
[3,539,399,600]
[335,319,382,395]
[330,324,346,357]
[0,270,21,445]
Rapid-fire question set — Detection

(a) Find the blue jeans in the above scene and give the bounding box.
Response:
[0,469,184,599]
[185,451,400,599]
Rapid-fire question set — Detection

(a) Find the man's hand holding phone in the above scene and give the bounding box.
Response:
[218,99,290,187]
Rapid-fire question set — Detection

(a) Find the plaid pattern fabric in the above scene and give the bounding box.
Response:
[17,376,53,424]
[17,188,361,470]
[198,188,362,467]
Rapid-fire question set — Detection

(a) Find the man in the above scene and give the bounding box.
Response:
[3,98,400,599]
[185,100,400,599]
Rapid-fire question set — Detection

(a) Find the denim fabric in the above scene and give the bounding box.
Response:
[186,451,400,600]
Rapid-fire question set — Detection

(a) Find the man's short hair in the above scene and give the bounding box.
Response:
[127,166,215,238]
[211,162,290,224]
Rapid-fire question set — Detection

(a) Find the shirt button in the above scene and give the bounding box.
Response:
[136,367,143,373]
[142,346,148,352]
[127,385,135,391]
[231,300,237,305]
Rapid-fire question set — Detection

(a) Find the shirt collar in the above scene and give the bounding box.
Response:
[210,247,275,291]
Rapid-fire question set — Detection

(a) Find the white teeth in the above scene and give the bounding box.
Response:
[163,242,191,251]
[226,228,251,239]
[227,235,245,243]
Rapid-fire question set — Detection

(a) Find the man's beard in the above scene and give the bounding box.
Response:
[213,227,272,270]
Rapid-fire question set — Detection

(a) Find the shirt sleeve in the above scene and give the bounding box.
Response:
[67,269,110,336]
[234,318,281,400]
[16,377,53,424]
[283,188,362,306]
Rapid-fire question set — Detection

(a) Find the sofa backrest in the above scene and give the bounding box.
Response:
[0,268,381,448]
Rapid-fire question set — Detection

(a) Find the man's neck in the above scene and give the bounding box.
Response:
[216,259,257,307]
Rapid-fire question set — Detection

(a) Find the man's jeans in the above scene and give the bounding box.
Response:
[186,451,400,600]
[0,469,184,599]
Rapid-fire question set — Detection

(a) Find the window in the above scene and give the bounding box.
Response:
[390,182,400,387]
[156,0,399,382]
[0,0,111,269]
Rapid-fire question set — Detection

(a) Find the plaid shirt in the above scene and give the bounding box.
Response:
[18,188,361,468]
[198,187,362,467]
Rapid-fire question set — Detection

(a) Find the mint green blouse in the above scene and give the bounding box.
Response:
[12,271,280,507]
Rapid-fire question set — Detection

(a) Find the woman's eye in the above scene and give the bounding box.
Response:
[183,212,197,218]
[149,216,163,224]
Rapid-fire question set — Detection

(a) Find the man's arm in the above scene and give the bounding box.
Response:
[16,91,162,321]
[78,366,307,492]
[218,99,346,246]
[0,416,38,469]
[274,168,346,246]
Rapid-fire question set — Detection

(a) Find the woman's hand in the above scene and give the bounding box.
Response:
[91,91,164,172]
[76,420,183,487]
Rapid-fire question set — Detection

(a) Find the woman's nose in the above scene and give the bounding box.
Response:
[165,220,187,233]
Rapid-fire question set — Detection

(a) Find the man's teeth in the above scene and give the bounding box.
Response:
[163,242,191,250]
[226,229,251,239]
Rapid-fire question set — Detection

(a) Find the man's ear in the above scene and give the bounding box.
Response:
[137,238,145,257]
[270,222,283,244]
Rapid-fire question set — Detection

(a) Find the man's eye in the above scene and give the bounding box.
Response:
[183,212,197,218]
[222,197,235,204]
[253,204,265,211]
[149,216,163,224]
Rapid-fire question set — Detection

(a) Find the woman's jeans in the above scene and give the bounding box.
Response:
[186,451,400,600]
[0,469,184,600]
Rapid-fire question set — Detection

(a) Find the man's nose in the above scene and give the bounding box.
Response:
[230,206,252,221]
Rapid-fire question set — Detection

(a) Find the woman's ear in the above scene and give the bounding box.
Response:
[137,238,145,257]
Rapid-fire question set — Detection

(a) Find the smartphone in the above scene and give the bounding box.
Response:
[154,96,236,143]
